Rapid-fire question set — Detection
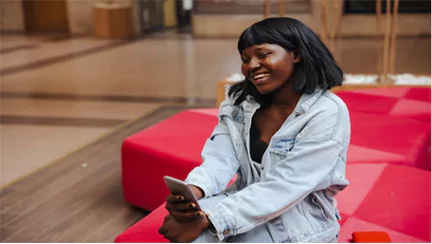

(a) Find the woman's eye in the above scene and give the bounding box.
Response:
[258,52,270,59]
[241,58,250,63]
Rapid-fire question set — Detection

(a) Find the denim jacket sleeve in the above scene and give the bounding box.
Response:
[184,118,241,198]
[200,102,350,241]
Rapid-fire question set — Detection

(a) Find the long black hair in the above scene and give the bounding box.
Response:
[228,17,344,106]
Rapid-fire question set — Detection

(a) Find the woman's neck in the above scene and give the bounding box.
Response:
[271,82,301,111]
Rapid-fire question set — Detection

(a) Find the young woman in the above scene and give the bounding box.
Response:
[158,17,351,243]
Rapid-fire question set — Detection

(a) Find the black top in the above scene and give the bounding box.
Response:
[249,122,269,163]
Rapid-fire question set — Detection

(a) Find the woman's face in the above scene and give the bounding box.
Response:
[241,43,299,94]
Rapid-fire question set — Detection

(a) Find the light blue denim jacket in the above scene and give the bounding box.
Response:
[185,89,351,243]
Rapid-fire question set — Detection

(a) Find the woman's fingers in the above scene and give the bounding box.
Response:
[166,202,197,213]
[164,214,171,222]
[170,210,205,222]
[159,226,177,242]
[159,215,177,241]
[166,194,186,203]
[158,226,167,235]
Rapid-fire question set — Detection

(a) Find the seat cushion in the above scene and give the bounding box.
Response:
[337,164,431,243]
[121,109,218,211]
[115,164,430,243]
[115,204,169,243]
[348,112,431,170]
[337,87,431,122]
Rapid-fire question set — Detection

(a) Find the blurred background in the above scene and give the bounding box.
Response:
[0,0,430,242]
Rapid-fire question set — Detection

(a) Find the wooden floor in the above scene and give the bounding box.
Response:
[0,32,430,242]
[0,106,186,243]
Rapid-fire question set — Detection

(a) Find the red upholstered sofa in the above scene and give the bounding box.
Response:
[118,87,431,243]
[337,87,430,122]
[339,87,431,170]
[115,164,431,243]
[122,109,218,211]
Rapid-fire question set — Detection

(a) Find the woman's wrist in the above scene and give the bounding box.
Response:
[204,213,215,230]
[207,217,215,229]
[190,185,204,200]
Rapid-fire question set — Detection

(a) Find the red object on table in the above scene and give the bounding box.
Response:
[352,231,392,242]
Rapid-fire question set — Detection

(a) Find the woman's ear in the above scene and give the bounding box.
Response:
[292,50,302,63]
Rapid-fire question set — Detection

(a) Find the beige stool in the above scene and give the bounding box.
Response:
[93,3,133,39]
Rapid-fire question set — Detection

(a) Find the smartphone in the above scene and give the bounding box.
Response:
[163,176,202,211]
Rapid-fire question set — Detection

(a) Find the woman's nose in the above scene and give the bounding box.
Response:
[248,58,260,71]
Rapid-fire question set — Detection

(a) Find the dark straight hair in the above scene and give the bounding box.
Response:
[228,17,344,106]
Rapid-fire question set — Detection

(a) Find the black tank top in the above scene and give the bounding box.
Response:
[249,122,269,163]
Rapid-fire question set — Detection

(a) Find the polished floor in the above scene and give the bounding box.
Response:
[0,32,430,242]
[0,106,184,242]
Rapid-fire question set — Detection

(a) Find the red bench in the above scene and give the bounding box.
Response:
[337,87,430,122]
[118,88,431,242]
[115,163,431,243]
[121,109,218,211]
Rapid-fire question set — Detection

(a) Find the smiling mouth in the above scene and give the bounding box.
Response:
[252,73,270,83]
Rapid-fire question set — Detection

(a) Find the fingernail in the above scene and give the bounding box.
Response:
[189,203,196,208]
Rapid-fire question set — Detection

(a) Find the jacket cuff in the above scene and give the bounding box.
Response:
[202,202,237,241]
[185,173,213,199]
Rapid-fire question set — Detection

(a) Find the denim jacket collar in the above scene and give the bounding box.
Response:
[242,88,324,115]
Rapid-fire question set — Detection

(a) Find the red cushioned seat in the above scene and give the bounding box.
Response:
[337,87,431,122]
[115,204,169,243]
[404,87,431,102]
[348,112,431,170]
[115,176,237,243]
[121,109,218,211]
[122,106,430,212]
[115,163,431,243]
[342,87,430,102]
[337,163,431,243]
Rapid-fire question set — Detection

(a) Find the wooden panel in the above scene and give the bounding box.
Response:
[192,14,312,38]
[192,12,430,38]
[23,0,69,33]
[194,0,311,15]
[164,0,178,28]
[0,106,192,242]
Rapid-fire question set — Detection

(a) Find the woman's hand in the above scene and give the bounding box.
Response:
[165,185,205,222]
[158,214,209,243]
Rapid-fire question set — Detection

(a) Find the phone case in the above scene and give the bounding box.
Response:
[163,176,201,210]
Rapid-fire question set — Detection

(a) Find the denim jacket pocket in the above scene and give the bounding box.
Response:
[271,137,295,151]
[268,148,286,164]
[268,137,295,162]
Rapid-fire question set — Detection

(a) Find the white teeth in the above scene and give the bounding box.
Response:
[253,73,269,79]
